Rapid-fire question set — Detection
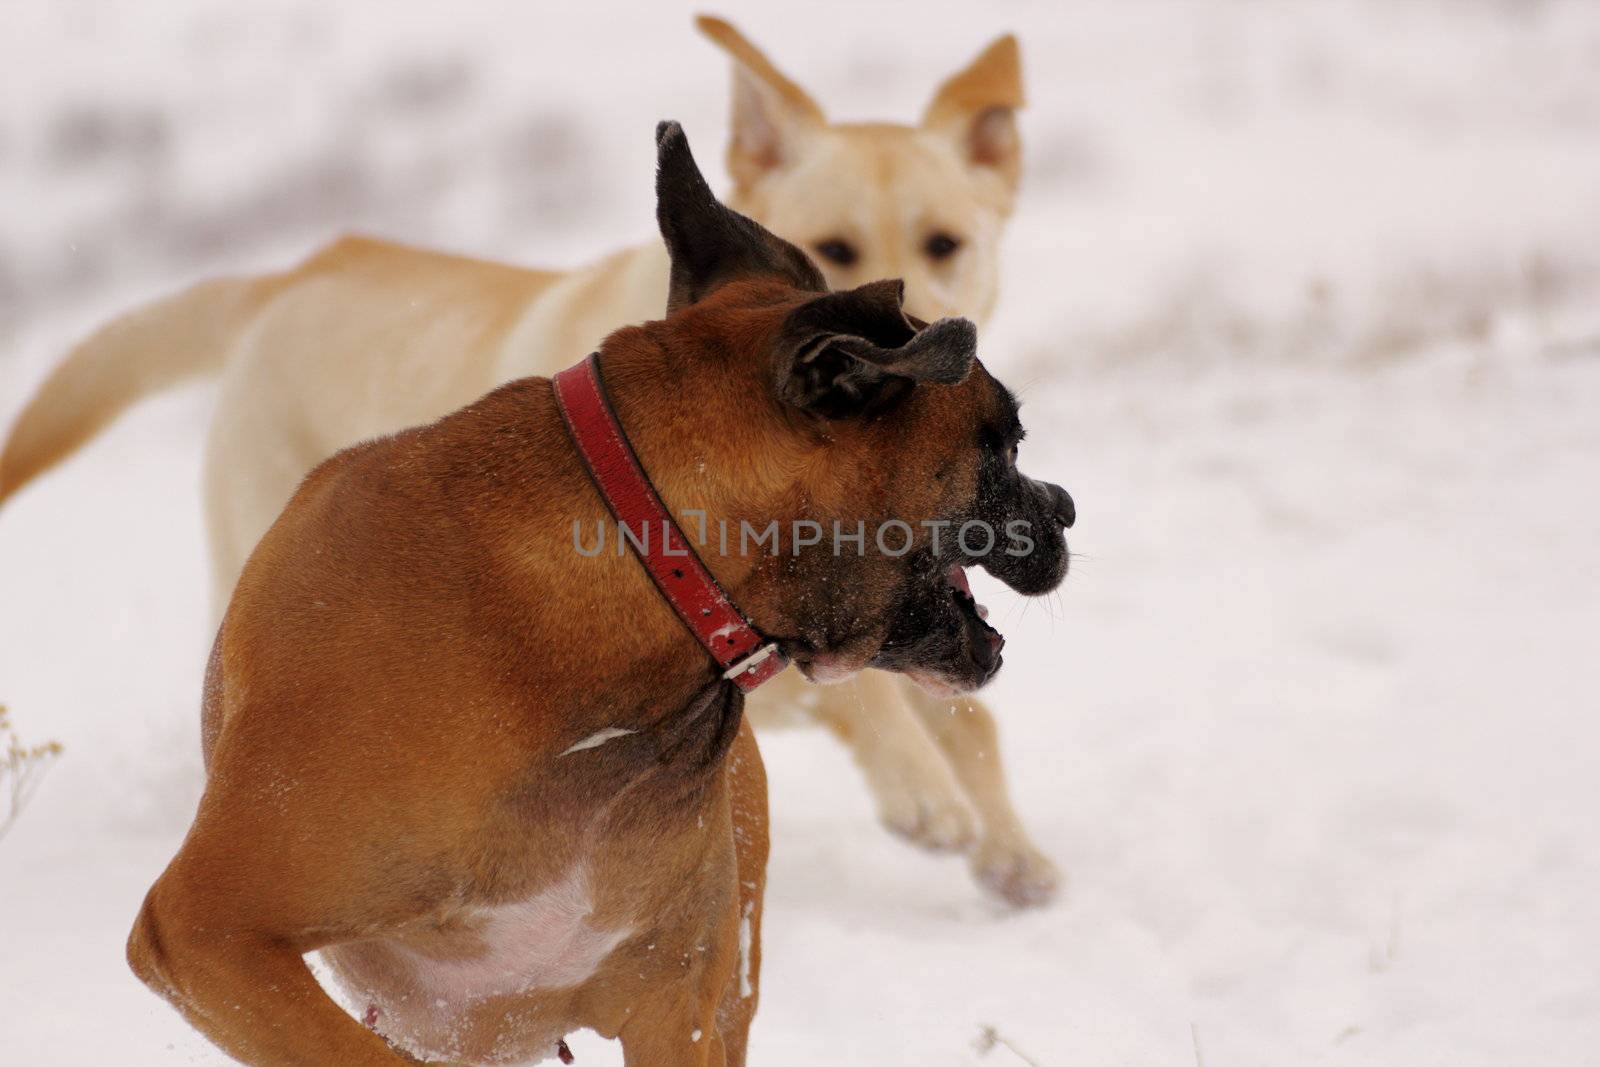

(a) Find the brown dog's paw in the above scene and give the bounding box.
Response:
[971,839,1061,908]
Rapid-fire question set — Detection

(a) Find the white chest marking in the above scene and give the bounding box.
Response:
[402,865,630,1007]
[560,727,636,756]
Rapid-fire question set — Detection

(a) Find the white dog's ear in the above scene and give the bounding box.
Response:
[921,34,1025,203]
[697,15,826,191]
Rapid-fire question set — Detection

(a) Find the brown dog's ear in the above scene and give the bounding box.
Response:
[777,279,977,418]
[654,121,825,313]
[697,15,826,192]
[921,34,1024,202]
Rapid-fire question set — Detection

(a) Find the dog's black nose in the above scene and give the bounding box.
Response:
[1051,484,1075,529]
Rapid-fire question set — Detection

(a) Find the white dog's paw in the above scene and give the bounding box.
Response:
[971,838,1061,908]
[876,778,978,853]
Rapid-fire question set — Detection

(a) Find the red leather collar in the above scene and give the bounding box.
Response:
[553,353,787,693]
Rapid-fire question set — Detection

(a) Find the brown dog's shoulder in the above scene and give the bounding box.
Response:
[294,375,562,496]
[235,373,581,628]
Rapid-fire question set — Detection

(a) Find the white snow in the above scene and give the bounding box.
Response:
[738,899,755,1002]
[3,2,1599,1065]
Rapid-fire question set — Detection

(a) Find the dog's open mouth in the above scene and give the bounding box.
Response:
[882,563,1004,697]
[946,563,1003,662]
[946,563,989,622]
[794,561,1007,692]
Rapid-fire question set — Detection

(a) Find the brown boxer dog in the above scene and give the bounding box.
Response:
[126,123,1073,1066]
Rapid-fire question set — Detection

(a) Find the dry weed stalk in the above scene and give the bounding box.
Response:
[0,705,64,840]
[975,1025,1043,1066]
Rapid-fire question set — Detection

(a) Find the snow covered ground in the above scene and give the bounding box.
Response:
[3,2,1599,1063]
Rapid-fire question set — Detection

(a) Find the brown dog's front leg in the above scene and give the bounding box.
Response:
[714,720,768,1067]
[614,897,740,1067]
[619,1014,727,1067]
[619,722,767,1067]
[128,890,414,1065]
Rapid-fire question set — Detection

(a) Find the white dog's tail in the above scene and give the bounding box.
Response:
[0,276,264,505]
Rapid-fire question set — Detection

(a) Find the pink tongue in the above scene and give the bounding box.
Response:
[947,565,972,595]
[947,566,990,619]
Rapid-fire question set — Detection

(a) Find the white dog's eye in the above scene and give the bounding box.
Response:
[815,239,858,267]
[925,232,962,261]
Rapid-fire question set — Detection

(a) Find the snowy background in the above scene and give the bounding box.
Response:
[3,1,1599,1063]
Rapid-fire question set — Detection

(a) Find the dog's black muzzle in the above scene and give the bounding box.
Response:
[870,474,1072,693]
[974,473,1073,597]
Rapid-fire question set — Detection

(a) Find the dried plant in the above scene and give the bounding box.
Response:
[0,705,64,840]
[975,1025,1043,1066]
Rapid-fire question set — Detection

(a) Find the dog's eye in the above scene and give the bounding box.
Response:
[1006,442,1018,467]
[814,239,859,267]
[924,232,962,261]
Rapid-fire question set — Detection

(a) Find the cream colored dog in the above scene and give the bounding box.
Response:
[0,17,1057,904]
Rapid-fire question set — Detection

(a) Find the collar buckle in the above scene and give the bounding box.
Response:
[722,642,784,686]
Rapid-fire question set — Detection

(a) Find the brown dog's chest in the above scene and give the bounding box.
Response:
[321,860,633,1063]
[320,684,747,1063]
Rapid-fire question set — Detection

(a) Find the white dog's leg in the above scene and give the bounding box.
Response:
[809,671,976,853]
[902,681,1060,907]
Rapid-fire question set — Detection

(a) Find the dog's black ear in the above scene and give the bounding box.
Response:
[776,278,977,418]
[654,120,825,313]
